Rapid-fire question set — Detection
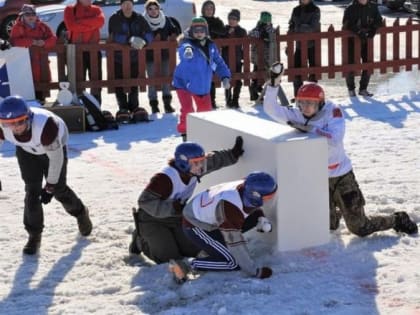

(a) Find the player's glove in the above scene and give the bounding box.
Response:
[256,216,272,233]
[256,267,273,279]
[287,121,314,133]
[40,183,55,204]
[129,36,146,50]
[269,62,284,86]
[222,78,231,90]
[183,46,193,59]
[231,136,244,159]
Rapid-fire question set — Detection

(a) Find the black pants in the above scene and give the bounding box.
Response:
[114,60,139,111]
[16,146,85,235]
[82,51,102,104]
[345,38,370,91]
[293,46,317,97]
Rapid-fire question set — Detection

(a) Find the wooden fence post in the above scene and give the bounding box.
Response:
[66,44,77,93]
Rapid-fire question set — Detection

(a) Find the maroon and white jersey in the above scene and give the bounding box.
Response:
[2,107,68,155]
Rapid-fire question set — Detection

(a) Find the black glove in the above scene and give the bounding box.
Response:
[0,39,10,51]
[231,136,244,159]
[270,62,284,86]
[287,121,313,133]
[256,267,273,279]
[40,184,55,204]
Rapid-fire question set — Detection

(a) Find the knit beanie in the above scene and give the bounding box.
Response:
[228,9,241,21]
[121,0,134,4]
[259,11,272,24]
[188,17,209,37]
[144,0,160,10]
[19,4,36,16]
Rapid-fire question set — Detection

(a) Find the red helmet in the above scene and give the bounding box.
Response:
[296,83,325,103]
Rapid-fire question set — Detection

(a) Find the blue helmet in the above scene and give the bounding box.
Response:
[0,96,32,125]
[174,142,205,173]
[242,172,277,208]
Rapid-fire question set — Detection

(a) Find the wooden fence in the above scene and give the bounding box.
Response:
[32,18,420,98]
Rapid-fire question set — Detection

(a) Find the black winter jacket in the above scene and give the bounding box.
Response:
[108,10,152,63]
[288,1,320,34]
[343,0,382,38]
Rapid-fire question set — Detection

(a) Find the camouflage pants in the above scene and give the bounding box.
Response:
[329,170,395,236]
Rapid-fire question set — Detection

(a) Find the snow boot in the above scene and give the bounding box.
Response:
[150,100,160,113]
[23,233,41,255]
[77,208,93,236]
[163,95,175,113]
[129,230,142,255]
[116,109,131,124]
[393,212,418,234]
[168,259,191,284]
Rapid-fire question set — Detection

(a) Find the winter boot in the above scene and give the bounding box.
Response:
[23,233,41,255]
[393,211,418,234]
[162,95,175,113]
[116,109,131,124]
[150,100,160,114]
[168,259,191,284]
[225,89,232,108]
[129,230,142,255]
[231,85,241,108]
[358,89,373,97]
[249,85,259,101]
[77,207,93,236]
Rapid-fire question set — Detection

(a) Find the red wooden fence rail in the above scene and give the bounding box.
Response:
[32,18,420,98]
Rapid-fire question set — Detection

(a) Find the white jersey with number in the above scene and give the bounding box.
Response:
[191,180,246,225]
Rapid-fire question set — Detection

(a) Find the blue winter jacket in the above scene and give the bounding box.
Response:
[172,35,231,95]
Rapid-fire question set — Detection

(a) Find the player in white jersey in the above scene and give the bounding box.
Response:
[130,137,245,264]
[262,63,417,237]
[168,171,277,283]
[0,96,92,255]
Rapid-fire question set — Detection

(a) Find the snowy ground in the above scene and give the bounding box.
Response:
[1,1,420,315]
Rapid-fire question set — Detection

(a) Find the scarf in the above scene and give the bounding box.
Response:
[143,11,166,31]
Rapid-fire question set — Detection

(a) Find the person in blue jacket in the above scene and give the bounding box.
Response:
[172,17,231,140]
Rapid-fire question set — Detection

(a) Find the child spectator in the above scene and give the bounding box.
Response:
[172,17,231,140]
[288,0,320,98]
[248,11,276,101]
[10,4,57,104]
[222,9,247,108]
[143,0,180,114]
[201,0,226,109]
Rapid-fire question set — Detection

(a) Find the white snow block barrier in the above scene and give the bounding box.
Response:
[187,110,330,252]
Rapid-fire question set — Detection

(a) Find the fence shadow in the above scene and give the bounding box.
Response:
[342,91,420,128]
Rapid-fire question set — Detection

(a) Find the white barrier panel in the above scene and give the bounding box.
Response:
[0,47,35,101]
[187,110,329,252]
